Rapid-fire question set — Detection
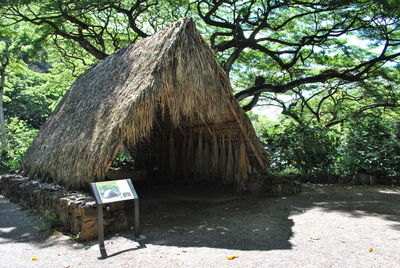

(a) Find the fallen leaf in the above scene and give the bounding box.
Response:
[226,255,239,260]
[31,257,38,261]
[53,230,62,235]
[369,248,373,252]
[69,232,80,240]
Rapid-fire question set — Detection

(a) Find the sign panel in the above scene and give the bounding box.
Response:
[91,179,137,204]
[90,179,140,257]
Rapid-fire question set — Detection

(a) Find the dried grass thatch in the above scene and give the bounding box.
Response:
[23,18,267,190]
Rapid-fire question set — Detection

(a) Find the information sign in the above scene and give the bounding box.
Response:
[90,179,139,258]
[91,179,137,204]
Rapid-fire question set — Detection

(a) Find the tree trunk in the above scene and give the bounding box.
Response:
[0,69,7,151]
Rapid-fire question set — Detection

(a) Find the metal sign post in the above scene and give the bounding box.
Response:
[96,203,105,254]
[90,179,140,257]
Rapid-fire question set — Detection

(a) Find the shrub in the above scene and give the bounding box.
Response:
[262,122,340,175]
[338,116,400,176]
[0,117,38,171]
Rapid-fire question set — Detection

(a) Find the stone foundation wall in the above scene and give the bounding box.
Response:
[0,174,132,240]
[247,174,302,196]
[246,173,400,196]
[296,173,400,185]
[337,174,400,185]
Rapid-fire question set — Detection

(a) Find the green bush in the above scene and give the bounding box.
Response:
[0,117,38,171]
[338,116,400,176]
[262,122,340,175]
[256,114,400,178]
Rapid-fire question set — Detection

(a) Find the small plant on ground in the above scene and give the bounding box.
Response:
[39,210,60,232]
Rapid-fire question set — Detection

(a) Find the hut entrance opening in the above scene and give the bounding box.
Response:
[112,107,255,190]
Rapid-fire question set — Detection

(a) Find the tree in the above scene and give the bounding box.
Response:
[0,0,191,63]
[0,34,11,150]
[1,0,400,176]
[0,21,64,150]
[258,71,400,127]
[194,0,400,117]
[338,114,400,177]
[262,121,339,175]
[1,0,399,125]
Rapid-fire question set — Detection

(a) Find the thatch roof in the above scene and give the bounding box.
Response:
[23,18,267,190]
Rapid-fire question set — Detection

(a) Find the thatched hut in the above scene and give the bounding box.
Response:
[23,18,267,191]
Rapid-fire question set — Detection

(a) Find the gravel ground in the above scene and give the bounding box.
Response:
[0,184,399,268]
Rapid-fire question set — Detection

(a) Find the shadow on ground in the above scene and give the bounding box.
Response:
[135,186,294,251]
[0,196,53,247]
[1,184,399,253]
[130,184,400,251]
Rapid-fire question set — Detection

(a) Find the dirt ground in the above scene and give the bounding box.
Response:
[0,183,399,268]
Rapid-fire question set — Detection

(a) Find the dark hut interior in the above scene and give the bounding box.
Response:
[109,106,265,191]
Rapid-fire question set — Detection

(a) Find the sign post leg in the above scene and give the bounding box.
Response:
[97,204,106,257]
[134,199,140,237]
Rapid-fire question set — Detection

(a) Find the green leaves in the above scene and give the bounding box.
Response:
[1,0,193,61]
[340,116,400,176]
[4,62,71,128]
[262,122,340,175]
[1,117,37,171]
[253,112,400,177]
